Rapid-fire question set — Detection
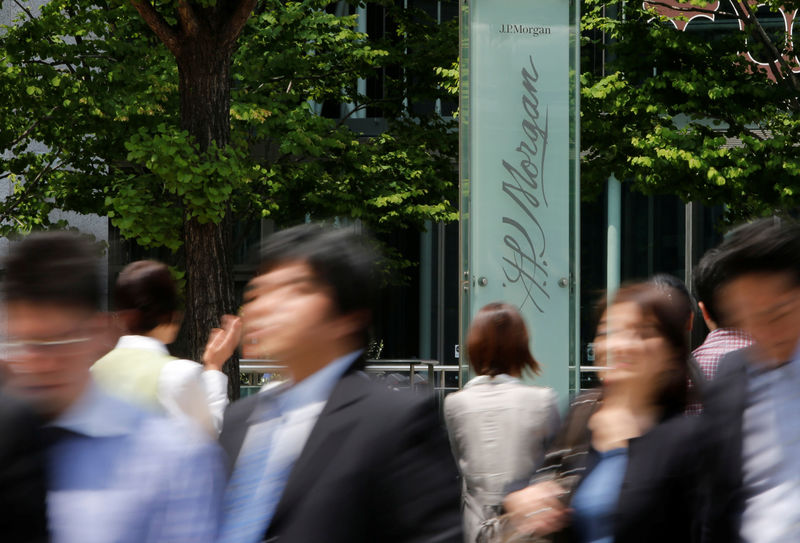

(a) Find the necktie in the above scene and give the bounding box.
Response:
[217,398,294,543]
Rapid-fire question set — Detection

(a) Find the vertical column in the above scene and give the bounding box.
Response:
[419,222,433,359]
[354,5,367,119]
[460,0,578,400]
[606,174,622,301]
[436,221,446,366]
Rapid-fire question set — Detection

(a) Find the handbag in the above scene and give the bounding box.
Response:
[474,472,581,543]
[476,392,602,543]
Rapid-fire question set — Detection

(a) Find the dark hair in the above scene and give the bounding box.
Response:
[608,283,690,417]
[114,260,179,334]
[3,231,101,310]
[714,218,800,288]
[693,248,723,324]
[258,223,379,341]
[649,273,695,328]
[467,302,540,377]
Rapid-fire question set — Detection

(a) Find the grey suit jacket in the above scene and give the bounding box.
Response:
[443,378,559,542]
[219,361,463,543]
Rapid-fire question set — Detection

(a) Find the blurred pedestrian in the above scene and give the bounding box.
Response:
[1,232,226,543]
[217,223,462,543]
[650,273,697,334]
[700,218,800,542]
[503,283,700,543]
[649,273,708,410]
[684,248,751,414]
[92,260,240,436]
[444,302,559,542]
[692,247,753,381]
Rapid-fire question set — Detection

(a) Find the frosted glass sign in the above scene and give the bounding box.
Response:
[459,0,579,398]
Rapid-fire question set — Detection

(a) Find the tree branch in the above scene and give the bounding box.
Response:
[644,1,739,19]
[236,68,367,93]
[10,2,80,75]
[129,0,182,56]
[12,0,36,21]
[0,152,61,223]
[736,0,800,106]
[8,106,60,149]
[220,0,258,50]
[177,0,202,38]
[22,58,77,72]
[334,98,396,129]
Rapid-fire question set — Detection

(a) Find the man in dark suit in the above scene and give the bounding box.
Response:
[217,224,462,543]
[0,392,48,542]
[700,218,800,543]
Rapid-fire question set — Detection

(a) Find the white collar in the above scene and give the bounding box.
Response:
[114,335,170,355]
[463,373,521,389]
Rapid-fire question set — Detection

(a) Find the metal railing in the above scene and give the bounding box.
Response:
[239,359,461,404]
[576,365,608,391]
[240,361,615,402]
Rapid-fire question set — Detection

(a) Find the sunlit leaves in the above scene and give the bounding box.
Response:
[1,0,458,268]
[581,0,800,219]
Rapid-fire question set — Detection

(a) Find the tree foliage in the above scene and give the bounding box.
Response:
[581,0,800,220]
[1,0,457,240]
[0,0,458,360]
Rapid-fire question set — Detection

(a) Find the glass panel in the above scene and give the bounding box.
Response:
[459,0,580,404]
[459,0,472,388]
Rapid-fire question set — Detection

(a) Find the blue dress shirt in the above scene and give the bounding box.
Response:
[740,341,800,542]
[218,351,362,543]
[47,381,226,543]
[571,448,629,543]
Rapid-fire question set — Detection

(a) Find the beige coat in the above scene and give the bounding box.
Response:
[444,375,560,543]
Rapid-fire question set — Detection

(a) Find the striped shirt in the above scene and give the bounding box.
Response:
[694,328,753,381]
[47,382,226,543]
[686,328,752,415]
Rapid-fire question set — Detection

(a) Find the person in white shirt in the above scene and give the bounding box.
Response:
[92,260,240,436]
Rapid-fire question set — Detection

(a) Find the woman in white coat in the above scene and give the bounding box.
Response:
[444,302,560,542]
[91,260,240,437]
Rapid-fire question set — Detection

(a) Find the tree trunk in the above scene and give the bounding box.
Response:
[175,42,240,398]
[183,217,239,398]
[178,44,232,150]
[129,0,259,400]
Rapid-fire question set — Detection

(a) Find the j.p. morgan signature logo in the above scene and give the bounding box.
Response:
[498,24,551,36]
[500,55,550,314]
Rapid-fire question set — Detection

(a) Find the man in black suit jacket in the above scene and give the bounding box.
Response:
[0,392,48,542]
[701,347,755,543]
[699,218,800,542]
[218,224,462,543]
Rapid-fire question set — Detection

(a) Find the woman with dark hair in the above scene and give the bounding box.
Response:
[444,302,560,542]
[91,260,240,437]
[502,282,700,543]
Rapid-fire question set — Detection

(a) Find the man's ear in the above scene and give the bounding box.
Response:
[698,301,717,330]
[333,309,372,341]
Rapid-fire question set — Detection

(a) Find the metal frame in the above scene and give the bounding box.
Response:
[239,359,442,393]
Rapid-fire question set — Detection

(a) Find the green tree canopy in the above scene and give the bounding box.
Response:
[0,0,458,380]
[581,0,800,221]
